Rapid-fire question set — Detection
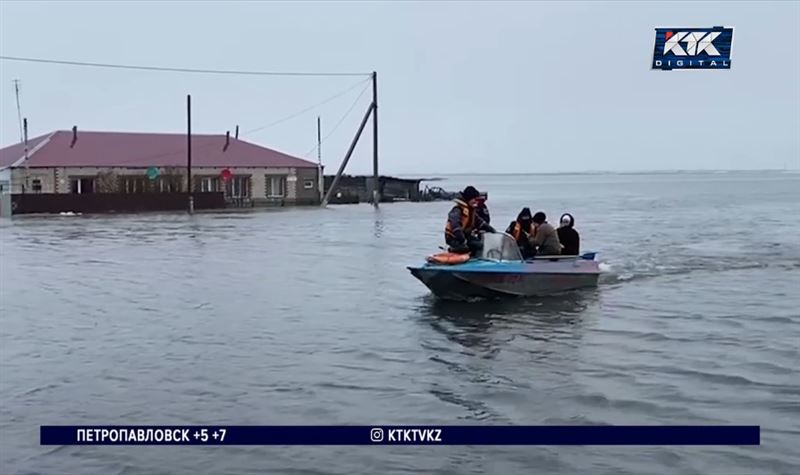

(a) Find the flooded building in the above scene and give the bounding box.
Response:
[323,175,425,203]
[0,128,323,214]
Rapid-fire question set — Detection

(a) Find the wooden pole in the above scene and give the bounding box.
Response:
[322,103,374,207]
[187,94,194,214]
[317,116,323,204]
[14,79,23,143]
[371,71,379,206]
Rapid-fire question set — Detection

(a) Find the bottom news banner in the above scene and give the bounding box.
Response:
[40,425,760,446]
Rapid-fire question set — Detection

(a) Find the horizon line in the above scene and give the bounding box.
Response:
[371,168,800,177]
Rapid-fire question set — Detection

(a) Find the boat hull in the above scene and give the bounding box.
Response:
[408,258,600,300]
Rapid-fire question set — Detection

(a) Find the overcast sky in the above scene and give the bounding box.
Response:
[1,1,798,174]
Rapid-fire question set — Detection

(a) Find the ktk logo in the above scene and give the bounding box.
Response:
[652,26,733,70]
[663,31,721,56]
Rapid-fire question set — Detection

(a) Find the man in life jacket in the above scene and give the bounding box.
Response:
[557,213,580,255]
[445,186,494,254]
[505,207,536,259]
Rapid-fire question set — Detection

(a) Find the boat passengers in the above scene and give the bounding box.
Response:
[557,213,580,255]
[445,186,495,255]
[530,211,562,255]
[506,207,536,259]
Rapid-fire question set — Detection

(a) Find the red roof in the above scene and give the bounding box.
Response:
[0,130,318,169]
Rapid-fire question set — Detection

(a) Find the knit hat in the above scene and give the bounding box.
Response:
[461,186,480,201]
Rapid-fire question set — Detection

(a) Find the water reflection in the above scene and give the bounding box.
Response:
[416,290,598,355]
[423,290,597,319]
[414,291,600,420]
[372,207,385,238]
[418,289,599,349]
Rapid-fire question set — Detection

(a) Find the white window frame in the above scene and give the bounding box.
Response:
[70,177,95,194]
[230,176,250,198]
[200,177,217,193]
[303,179,314,190]
[266,175,286,198]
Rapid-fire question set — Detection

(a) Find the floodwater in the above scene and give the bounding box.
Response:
[1,171,799,474]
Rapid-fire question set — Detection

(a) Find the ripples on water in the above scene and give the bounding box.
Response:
[1,172,799,474]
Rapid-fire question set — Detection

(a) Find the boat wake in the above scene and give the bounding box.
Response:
[596,247,800,286]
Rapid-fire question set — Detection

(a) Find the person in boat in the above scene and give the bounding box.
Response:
[557,213,580,255]
[475,194,490,225]
[445,186,495,255]
[530,211,562,255]
[506,207,536,259]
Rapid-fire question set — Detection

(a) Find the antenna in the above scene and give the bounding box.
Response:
[13,79,23,143]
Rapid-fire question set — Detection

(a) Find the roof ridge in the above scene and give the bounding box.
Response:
[50,129,229,137]
[2,129,321,168]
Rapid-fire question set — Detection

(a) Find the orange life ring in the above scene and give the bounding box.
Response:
[426,252,471,265]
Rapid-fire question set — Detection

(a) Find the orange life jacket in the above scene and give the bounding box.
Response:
[444,199,474,239]
[510,221,533,242]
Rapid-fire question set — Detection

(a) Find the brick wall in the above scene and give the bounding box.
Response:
[9,166,321,206]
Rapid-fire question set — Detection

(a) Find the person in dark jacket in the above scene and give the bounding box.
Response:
[557,213,580,255]
[530,211,562,255]
[444,186,494,254]
[475,195,490,225]
[505,207,536,259]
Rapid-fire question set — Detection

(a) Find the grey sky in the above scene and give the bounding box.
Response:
[1,1,798,174]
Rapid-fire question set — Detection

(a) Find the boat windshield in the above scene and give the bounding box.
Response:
[479,232,523,261]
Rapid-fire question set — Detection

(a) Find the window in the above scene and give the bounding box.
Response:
[31,179,42,193]
[265,175,286,197]
[120,176,147,193]
[303,180,314,190]
[70,177,95,194]
[199,177,219,192]
[228,176,250,198]
[157,176,182,193]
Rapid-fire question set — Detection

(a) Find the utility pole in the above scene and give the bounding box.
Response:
[317,116,322,165]
[317,116,324,204]
[187,94,194,214]
[23,118,28,159]
[320,70,379,207]
[13,79,23,143]
[322,103,375,207]
[371,71,379,206]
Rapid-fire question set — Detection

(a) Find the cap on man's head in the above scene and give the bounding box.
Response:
[532,212,547,224]
[560,213,574,227]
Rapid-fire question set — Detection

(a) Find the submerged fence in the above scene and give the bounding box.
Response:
[11,192,225,215]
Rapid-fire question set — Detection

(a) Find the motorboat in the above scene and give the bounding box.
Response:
[407,232,601,300]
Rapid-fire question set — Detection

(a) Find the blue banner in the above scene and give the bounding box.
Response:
[40,425,760,445]
[652,27,734,70]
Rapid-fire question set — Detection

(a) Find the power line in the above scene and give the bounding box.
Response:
[305,82,372,158]
[0,55,371,77]
[243,77,370,136]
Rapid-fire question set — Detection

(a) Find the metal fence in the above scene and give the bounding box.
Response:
[11,192,225,215]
